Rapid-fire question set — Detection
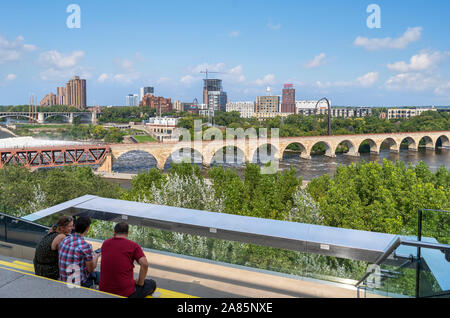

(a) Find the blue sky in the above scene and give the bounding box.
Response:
[0,0,449,106]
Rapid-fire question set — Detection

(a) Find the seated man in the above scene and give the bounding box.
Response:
[99,222,157,298]
[59,216,100,288]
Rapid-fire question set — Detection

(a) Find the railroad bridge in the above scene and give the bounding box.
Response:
[97,131,450,172]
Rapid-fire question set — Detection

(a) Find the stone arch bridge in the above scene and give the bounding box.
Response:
[97,131,450,172]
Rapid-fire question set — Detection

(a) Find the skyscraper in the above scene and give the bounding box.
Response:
[281,84,295,113]
[57,87,66,105]
[140,87,154,101]
[65,76,87,109]
[203,79,227,112]
[126,94,139,107]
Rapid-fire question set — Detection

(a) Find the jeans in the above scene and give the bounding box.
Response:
[81,271,100,289]
[128,279,157,298]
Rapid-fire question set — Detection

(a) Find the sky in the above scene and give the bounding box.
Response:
[0,0,449,107]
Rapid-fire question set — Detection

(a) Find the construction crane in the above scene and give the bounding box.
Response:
[199,68,228,126]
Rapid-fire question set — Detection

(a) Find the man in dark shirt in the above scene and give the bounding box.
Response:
[99,222,157,298]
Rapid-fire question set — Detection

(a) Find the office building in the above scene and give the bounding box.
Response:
[140,87,154,101]
[281,84,295,114]
[226,101,255,118]
[255,95,280,120]
[57,87,66,105]
[126,94,139,107]
[387,107,436,119]
[203,79,227,112]
[140,95,173,113]
[65,76,87,109]
[40,93,56,107]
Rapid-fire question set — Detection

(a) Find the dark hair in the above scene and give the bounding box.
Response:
[50,216,73,233]
[74,216,91,234]
[114,222,129,235]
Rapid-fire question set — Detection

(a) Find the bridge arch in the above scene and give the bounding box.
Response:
[400,137,417,151]
[310,141,334,158]
[380,137,399,153]
[44,113,71,123]
[281,142,309,160]
[113,150,159,173]
[165,147,204,170]
[251,143,279,163]
[357,139,378,154]
[335,140,358,157]
[210,146,246,167]
[418,136,435,150]
[436,135,450,149]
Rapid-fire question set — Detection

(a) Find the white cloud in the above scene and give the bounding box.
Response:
[315,72,379,89]
[180,75,196,85]
[387,50,449,72]
[38,50,89,80]
[356,72,379,87]
[267,20,281,30]
[97,72,141,85]
[39,50,85,69]
[354,27,422,50]
[255,74,275,86]
[6,74,17,81]
[114,53,145,72]
[305,53,327,69]
[385,72,438,92]
[0,35,37,64]
[97,73,109,83]
[229,31,240,38]
[434,82,450,96]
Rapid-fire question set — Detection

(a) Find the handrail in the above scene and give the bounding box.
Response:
[355,238,450,289]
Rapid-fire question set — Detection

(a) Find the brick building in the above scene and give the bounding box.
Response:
[140,95,173,113]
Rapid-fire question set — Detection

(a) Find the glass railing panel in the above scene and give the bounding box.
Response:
[3,214,48,248]
[86,220,366,287]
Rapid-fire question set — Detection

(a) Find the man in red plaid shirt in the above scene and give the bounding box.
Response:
[59,216,100,288]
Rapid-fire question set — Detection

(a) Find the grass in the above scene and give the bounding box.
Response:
[132,135,157,143]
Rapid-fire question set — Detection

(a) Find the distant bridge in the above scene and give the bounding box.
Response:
[97,131,450,171]
[0,111,97,125]
[0,144,109,169]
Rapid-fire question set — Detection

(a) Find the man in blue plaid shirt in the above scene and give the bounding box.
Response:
[59,216,100,288]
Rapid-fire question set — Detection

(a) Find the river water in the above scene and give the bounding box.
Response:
[111,147,449,184]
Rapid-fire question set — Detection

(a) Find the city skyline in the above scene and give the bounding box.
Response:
[0,0,449,106]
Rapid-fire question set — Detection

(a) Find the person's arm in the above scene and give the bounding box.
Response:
[84,243,99,273]
[51,234,66,251]
[135,256,148,286]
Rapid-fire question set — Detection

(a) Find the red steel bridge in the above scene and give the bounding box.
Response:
[0,144,110,169]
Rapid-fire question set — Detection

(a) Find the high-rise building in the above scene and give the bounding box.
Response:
[140,87,154,101]
[40,93,57,107]
[126,94,139,107]
[57,87,66,105]
[255,95,280,120]
[203,79,227,112]
[281,84,295,114]
[65,76,87,109]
